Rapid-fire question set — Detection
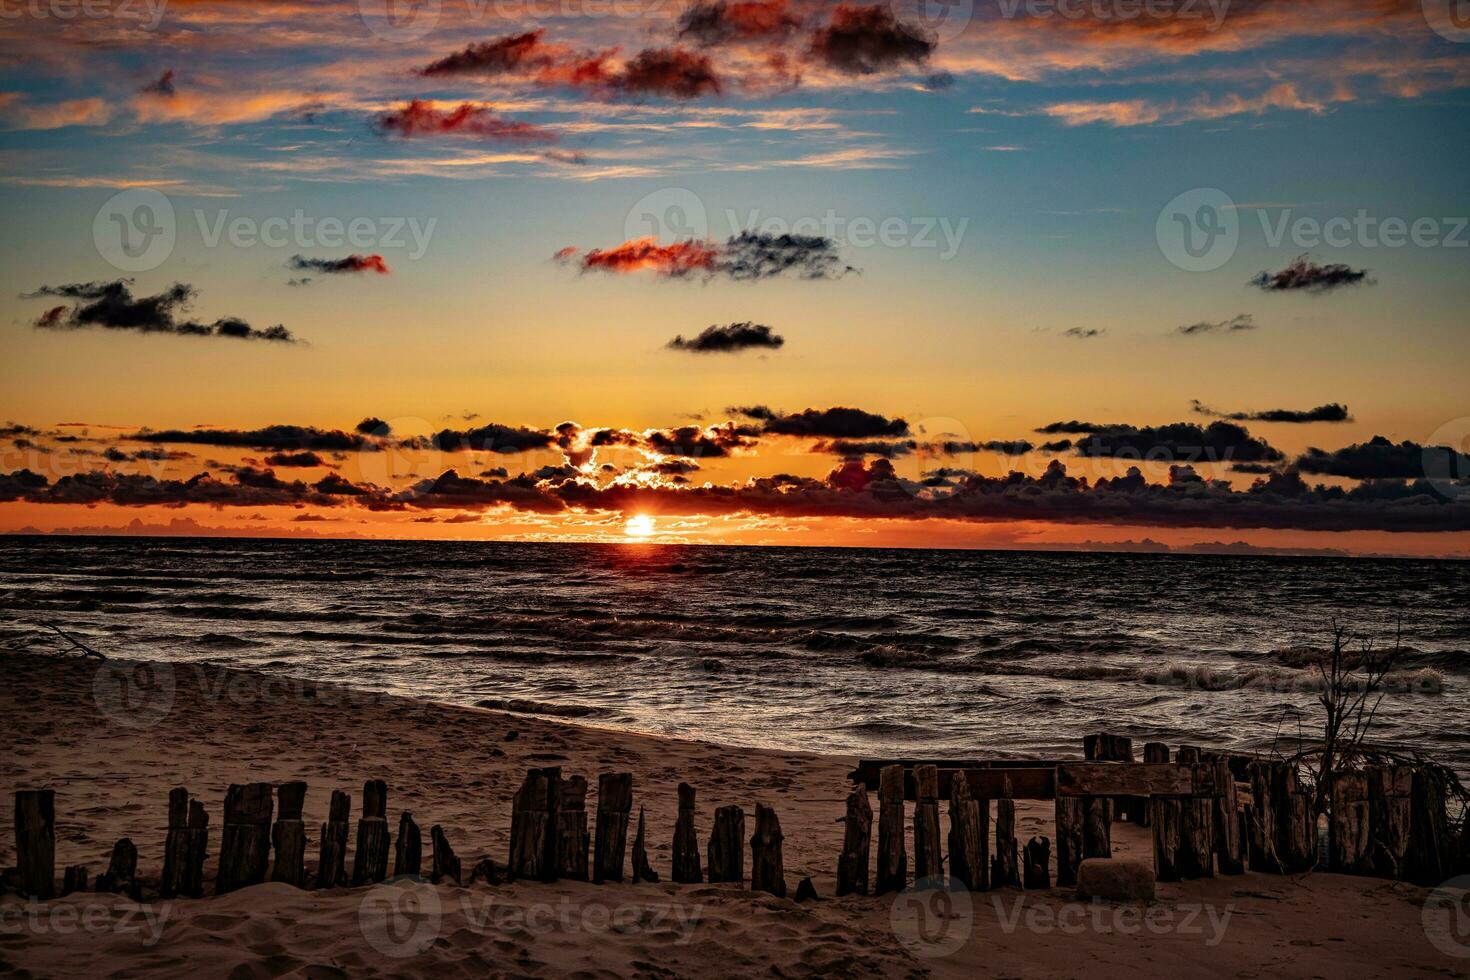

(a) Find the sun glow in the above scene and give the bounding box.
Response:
[623,514,656,539]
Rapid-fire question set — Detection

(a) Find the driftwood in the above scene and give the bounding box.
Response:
[1055,797,1084,887]
[672,782,702,884]
[316,790,351,889]
[1328,771,1371,874]
[555,775,590,881]
[162,788,209,899]
[875,764,907,894]
[631,808,660,883]
[270,781,309,888]
[837,785,872,896]
[509,768,559,882]
[14,790,56,900]
[394,811,423,878]
[62,865,89,896]
[749,804,785,897]
[992,777,1021,888]
[351,779,390,887]
[1023,836,1051,889]
[430,824,462,885]
[593,773,632,884]
[912,764,943,881]
[96,838,140,900]
[707,805,745,884]
[43,623,107,660]
[947,774,985,891]
[218,782,274,895]
[1367,765,1411,878]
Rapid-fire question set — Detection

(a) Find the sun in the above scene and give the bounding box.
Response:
[623,514,656,539]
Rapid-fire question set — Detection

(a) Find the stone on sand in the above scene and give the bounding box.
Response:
[1076,858,1154,902]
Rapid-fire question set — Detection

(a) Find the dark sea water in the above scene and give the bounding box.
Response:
[2,536,1467,774]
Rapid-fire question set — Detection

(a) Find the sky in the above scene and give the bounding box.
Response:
[1,0,1468,554]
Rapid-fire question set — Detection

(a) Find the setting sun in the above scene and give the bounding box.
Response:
[623,514,656,539]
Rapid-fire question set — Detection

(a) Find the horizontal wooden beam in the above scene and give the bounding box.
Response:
[1056,763,1224,798]
[848,759,1069,795]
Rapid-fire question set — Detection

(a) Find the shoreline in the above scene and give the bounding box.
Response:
[1,651,1465,978]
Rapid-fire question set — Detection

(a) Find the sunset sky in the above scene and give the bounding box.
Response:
[1,0,1468,554]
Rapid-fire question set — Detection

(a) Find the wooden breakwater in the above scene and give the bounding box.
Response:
[4,734,1467,906]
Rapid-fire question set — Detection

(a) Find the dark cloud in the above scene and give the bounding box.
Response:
[1191,400,1351,424]
[809,4,935,75]
[289,254,389,276]
[921,71,954,90]
[1068,421,1286,465]
[667,321,785,353]
[812,439,918,458]
[1062,327,1105,339]
[263,451,332,468]
[677,0,801,46]
[1040,439,1074,453]
[420,423,557,454]
[1035,420,1111,435]
[1177,313,1255,336]
[356,417,391,436]
[418,30,554,76]
[376,101,558,143]
[616,48,722,98]
[732,405,909,439]
[1296,436,1470,481]
[141,69,175,96]
[26,280,295,343]
[1251,255,1370,294]
[130,425,376,452]
[557,232,853,281]
[642,423,757,459]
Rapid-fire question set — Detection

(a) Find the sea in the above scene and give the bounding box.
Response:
[2,535,1466,775]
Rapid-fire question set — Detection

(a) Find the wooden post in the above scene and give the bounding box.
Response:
[509,767,559,882]
[1023,836,1051,889]
[672,782,702,884]
[875,764,907,895]
[162,788,209,898]
[1151,794,1182,882]
[14,790,55,900]
[992,777,1021,888]
[351,779,390,887]
[631,808,660,883]
[1328,771,1370,874]
[837,785,872,896]
[1082,796,1112,860]
[430,825,462,885]
[556,776,590,881]
[1248,761,1277,872]
[1406,767,1450,885]
[1367,766,1411,879]
[750,804,785,898]
[593,773,632,884]
[912,764,942,881]
[948,774,984,892]
[316,790,351,889]
[394,811,422,878]
[217,782,274,895]
[271,781,308,888]
[1055,797,1084,887]
[1213,756,1244,875]
[1141,741,1170,829]
[1283,767,1315,873]
[707,805,745,884]
[1175,748,1213,878]
[62,865,89,896]
[96,838,140,899]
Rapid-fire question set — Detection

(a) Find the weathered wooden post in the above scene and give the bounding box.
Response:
[750,804,785,897]
[992,777,1021,888]
[1328,771,1370,874]
[1023,836,1051,890]
[162,788,209,899]
[14,790,55,900]
[1248,760,1276,872]
[351,779,390,886]
[912,764,943,881]
[1082,796,1112,860]
[62,866,89,896]
[1151,792,1183,882]
[631,808,660,883]
[707,805,745,884]
[837,784,872,896]
[593,772,632,884]
[948,775,984,891]
[430,825,462,885]
[875,764,906,894]
[672,782,702,884]
[217,782,274,894]
[509,768,559,882]
[316,790,351,889]
[1406,767,1451,884]
[270,781,308,887]
[96,838,140,898]
[1175,747,1214,878]
[1367,765,1411,878]
[556,776,590,881]
[1055,796,1084,887]
[394,811,423,878]
[1141,741,1170,829]
[1212,756,1245,875]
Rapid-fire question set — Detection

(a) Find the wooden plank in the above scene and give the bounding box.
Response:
[1056,763,1197,798]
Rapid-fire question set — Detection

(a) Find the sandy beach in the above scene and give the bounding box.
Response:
[0,650,1462,978]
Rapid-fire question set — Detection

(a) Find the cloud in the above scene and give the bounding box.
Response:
[1250,255,1371,293]
[677,0,801,46]
[1191,400,1352,424]
[808,4,936,75]
[617,48,723,99]
[141,70,175,97]
[1177,313,1255,336]
[812,438,918,458]
[357,417,391,436]
[556,232,854,281]
[733,405,909,438]
[667,321,785,353]
[26,280,296,343]
[418,423,558,454]
[1061,327,1105,339]
[376,101,558,143]
[1061,420,1286,465]
[288,254,390,276]
[1296,436,1470,481]
[130,425,378,452]
[419,31,557,77]
[263,451,332,468]
[2,97,112,131]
